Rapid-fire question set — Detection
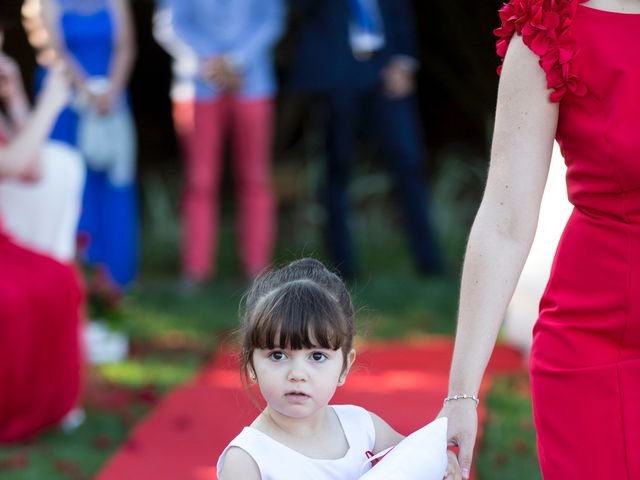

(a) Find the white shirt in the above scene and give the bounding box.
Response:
[217,405,376,479]
[349,0,385,54]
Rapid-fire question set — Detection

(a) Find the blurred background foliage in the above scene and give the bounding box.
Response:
[2,0,503,247]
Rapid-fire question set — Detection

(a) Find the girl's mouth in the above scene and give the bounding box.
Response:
[285,392,310,399]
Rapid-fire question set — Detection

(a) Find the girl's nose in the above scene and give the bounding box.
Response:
[287,362,308,382]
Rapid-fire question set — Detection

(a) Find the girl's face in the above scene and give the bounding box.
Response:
[251,346,356,420]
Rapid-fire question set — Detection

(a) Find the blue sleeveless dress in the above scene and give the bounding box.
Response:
[45,0,138,288]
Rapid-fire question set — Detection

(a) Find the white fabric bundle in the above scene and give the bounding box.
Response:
[359,417,448,480]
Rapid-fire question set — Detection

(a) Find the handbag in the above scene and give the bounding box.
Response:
[76,77,137,186]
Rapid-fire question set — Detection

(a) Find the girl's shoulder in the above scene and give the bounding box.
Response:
[216,444,261,480]
[216,427,265,479]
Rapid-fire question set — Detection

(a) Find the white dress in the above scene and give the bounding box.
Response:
[216,405,376,479]
[0,141,84,262]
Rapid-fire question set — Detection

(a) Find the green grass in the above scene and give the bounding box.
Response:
[478,374,542,479]
[0,409,139,480]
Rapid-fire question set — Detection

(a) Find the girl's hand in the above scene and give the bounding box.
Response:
[439,401,478,480]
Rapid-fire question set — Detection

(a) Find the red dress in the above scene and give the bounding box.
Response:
[0,215,82,441]
[496,1,640,477]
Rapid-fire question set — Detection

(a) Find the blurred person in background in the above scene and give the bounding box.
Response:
[157,0,284,290]
[288,0,443,280]
[0,24,82,442]
[152,0,198,170]
[32,0,138,292]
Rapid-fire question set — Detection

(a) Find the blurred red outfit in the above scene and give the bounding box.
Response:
[497,1,640,478]
[176,97,275,280]
[0,223,82,442]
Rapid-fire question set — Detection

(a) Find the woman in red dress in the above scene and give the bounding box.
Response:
[441,0,640,478]
[0,28,82,442]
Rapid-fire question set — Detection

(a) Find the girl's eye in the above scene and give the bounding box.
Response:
[269,351,286,361]
[310,351,328,362]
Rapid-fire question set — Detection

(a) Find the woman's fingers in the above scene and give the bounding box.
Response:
[458,438,474,479]
[440,401,478,480]
[445,450,462,480]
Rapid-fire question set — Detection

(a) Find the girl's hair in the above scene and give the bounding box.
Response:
[240,258,354,383]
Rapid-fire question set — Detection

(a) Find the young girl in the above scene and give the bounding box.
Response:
[217,258,459,479]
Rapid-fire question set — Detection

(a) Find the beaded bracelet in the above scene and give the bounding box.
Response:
[443,394,480,406]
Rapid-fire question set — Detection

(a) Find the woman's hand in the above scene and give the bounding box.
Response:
[444,449,462,480]
[80,76,116,115]
[439,400,478,480]
[88,90,116,115]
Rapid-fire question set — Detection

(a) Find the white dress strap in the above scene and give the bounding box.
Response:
[331,404,376,457]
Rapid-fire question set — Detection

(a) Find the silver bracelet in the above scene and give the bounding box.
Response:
[443,394,480,406]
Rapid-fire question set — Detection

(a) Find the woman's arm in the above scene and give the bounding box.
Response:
[106,0,136,103]
[441,34,559,479]
[0,68,69,177]
[40,0,88,89]
[0,52,30,129]
[88,0,137,114]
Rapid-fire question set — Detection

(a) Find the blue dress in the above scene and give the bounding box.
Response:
[44,0,138,288]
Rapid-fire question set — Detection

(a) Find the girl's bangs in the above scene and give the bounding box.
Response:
[249,282,349,351]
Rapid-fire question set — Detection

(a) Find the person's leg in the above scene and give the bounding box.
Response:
[181,97,229,281]
[323,91,359,279]
[374,93,443,274]
[98,180,139,287]
[230,96,276,277]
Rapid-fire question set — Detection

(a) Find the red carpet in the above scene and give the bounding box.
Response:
[95,338,524,480]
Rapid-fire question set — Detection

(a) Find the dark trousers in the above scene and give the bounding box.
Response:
[321,86,442,278]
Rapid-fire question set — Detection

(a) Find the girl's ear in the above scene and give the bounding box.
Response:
[247,368,257,383]
[338,349,357,386]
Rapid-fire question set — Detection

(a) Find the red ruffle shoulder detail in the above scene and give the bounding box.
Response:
[494,0,588,102]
